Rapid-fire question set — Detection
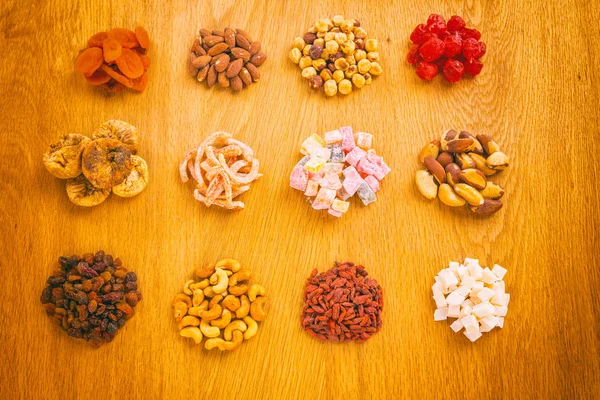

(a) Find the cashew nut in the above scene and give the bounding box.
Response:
[183,279,195,295]
[194,263,215,279]
[172,293,192,308]
[179,326,203,344]
[173,302,188,321]
[210,268,229,294]
[248,284,266,302]
[225,270,233,277]
[215,258,242,273]
[192,289,205,307]
[210,309,232,329]
[200,304,222,321]
[224,320,247,341]
[222,295,241,311]
[235,295,250,319]
[250,296,267,321]
[208,294,223,309]
[200,319,220,338]
[243,316,258,340]
[177,315,200,331]
[229,270,251,287]
[190,279,209,291]
[204,329,243,351]
[229,284,249,296]
[204,286,216,298]
[188,299,209,316]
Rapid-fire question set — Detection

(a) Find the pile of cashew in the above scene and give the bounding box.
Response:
[172,258,267,351]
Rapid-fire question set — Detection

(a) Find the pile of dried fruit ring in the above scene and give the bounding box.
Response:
[75,27,151,92]
[188,28,266,92]
[172,259,267,351]
[290,126,390,217]
[179,131,261,210]
[43,120,149,206]
[40,250,142,347]
[415,130,509,215]
[302,262,383,342]
[289,16,382,96]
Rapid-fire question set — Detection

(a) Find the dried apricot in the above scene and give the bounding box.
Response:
[108,28,139,48]
[74,47,104,76]
[138,54,151,70]
[100,64,132,88]
[85,69,111,85]
[114,48,144,79]
[88,31,108,48]
[134,26,150,49]
[102,38,122,63]
[131,72,149,92]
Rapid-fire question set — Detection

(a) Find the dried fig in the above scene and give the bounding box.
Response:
[112,156,148,197]
[91,120,139,151]
[66,175,111,207]
[82,138,134,189]
[43,134,91,179]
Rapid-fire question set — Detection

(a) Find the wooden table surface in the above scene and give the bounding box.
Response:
[1,0,599,399]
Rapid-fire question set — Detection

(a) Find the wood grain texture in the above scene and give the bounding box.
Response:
[0,0,599,399]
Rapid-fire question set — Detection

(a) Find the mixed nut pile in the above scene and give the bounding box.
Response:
[75,27,151,92]
[415,130,509,215]
[43,120,148,206]
[289,16,382,96]
[172,259,267,351]
[302,262,383,342]
[40,251,142,347]
[188,27,266,92]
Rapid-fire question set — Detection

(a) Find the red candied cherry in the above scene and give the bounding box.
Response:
[419,37,445,62]
[462,38,485,60]
[426,14,447,35]
[464,58,484,76]
[407,43,421,64]
[410,23,429,44]
[460,27,481,40]
[443,58,465,83]
[477,41,486,58]
[433,56,448,72]
[415,61,439,80]
[447,15,466,32]
[443,33,462,58]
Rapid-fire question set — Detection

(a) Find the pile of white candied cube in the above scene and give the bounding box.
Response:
[432,258,509,342]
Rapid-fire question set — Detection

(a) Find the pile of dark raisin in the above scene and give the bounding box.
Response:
[40,250,142,347]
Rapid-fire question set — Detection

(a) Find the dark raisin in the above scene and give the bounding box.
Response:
[77,262,99,278]
[125,272,137,282]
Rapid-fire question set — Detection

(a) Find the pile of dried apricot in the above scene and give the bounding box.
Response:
[43,120,149,206]
[75,27,151,92]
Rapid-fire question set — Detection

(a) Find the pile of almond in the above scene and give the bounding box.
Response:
[415,130,510,215]
[188,28,266,92]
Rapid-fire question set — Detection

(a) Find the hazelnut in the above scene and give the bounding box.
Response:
[354,27,367,39]
[354,49,367,61]
[367,52,380,61]
[299,55,312,69]
[365,38,379,52]
[303,32,316,44]
[332,70,345,83]
[357,59,371,74]
[289,48,302,64]
[334,58,349,71]
[301,66,317,79]
[352,73,365,88]
[334,32,347,44]
[320,68,333,81]
[345,65,357,78]
[292,37,306,50]
[323,79,338,96]
[309,75,323,90]
[309,43,323,59]
[332,15,344,26]
[341,40,355,54]
[312,58,327,71]
[338,79,352,95]
[369,62,382,75]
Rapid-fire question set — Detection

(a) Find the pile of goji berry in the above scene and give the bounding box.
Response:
[407,14,486,83]
[301,262,383,342]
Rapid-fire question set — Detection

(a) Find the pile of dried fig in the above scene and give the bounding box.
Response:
[43,120,149,206]
[415,130,509,215]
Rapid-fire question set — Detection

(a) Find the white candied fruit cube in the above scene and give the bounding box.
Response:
[477,287,495,302]
[464,257,479,266]
[449,261,460,269]
[468,264,483,280]
[450,319,463,332]
[495,306,508,317]
[433,293,447,308]
[492,264,507,279]
[481,316,499,331]
[448,304,460,318]
[473,281,484,290]
[472,301,495,318]
[460,305,472,318]
[457,266,468,278]
[446,291,465,306]
[492,281,506,292]
[497,317,504,328]
[434,307,448,321]
[461,275,476,288]
[440,270,459,287]
[461,315,479,332]
[464,330,483,342]
[490,293,508,306]
[456,286,470,297]
[482,268,498,284]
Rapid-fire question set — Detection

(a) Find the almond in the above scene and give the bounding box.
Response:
[486,152,510,170]
[245,63,260,81]
[455,153,476,170]
[236,29,253,44]
[446,138,474,153]
[224,28,236,48]
[199,29,212,38]
[231,47,251,62]
[423,157,446,184]
[208,42,229,56]
[479,182,505,200]
[207,65,217,87]
[440,129,458,151]
[459,168,487,190]
[454,183,484,206]
[438,184,466,207]
[436,151,453,167]
[445,163,461,186]
[211,29,225,37]
[226,59,244,78]
[470,199,503,215]
[192,55,212,69]
[249,52,267,67]
[203,35,224,47]
[218,71,230,88]
[476,134,501,155]
[418,141,440,163]
[470,153,497,176]
[230,75,243,92]
[249,41,261,56]
[197,65,209,82]
[235,34,250,50]
[213,54,230,73]
[239,67,252,86]
[415,170,438,200]
[189,52,200,76]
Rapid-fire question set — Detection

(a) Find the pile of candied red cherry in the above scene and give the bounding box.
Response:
[407,14,486,83]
